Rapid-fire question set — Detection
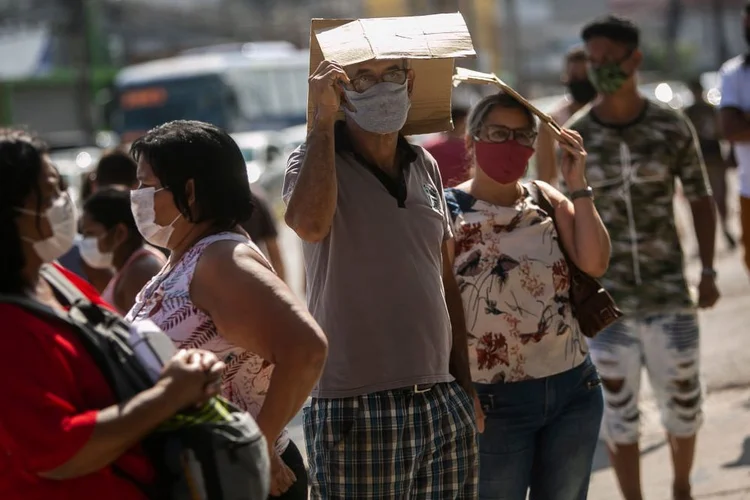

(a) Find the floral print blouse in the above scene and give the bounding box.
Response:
[445,186,588,384]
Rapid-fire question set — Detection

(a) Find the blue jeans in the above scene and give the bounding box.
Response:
[475,357,603,500]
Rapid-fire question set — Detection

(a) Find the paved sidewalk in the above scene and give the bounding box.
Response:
[588,388,750,500]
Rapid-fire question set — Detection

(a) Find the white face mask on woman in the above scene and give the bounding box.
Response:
[130,187,181,249]
[78,236,114,269]
[17,192,78,263]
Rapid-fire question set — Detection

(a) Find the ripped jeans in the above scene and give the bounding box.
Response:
[588,310,703,446]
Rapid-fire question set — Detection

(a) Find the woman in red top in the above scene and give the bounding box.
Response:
[0,129,226,499]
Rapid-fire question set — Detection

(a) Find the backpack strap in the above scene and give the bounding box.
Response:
[40,264,109,325]
[9,265,153,400]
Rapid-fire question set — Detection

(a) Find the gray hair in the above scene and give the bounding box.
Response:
[466,92,538,139]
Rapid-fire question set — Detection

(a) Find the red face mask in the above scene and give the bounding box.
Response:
[474,140,535,185]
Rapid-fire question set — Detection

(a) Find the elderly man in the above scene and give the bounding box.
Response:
[283,50,479,499]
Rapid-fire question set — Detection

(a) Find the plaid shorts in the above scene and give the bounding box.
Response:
[303,381,478,499]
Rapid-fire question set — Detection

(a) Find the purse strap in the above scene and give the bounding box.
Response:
[527,181,575,265]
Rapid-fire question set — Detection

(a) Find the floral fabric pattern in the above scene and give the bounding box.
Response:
[126,232,289,453]
[445,187,588,384]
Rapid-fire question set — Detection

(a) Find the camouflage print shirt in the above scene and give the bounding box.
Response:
[565,99,711,315]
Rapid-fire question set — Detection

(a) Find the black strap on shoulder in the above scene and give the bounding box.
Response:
[39,264,87,304]
[528,181,573,263]
[3,265,152,400]
[40,265,108,327]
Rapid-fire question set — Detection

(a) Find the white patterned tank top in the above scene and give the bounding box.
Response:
[126,231,289,453]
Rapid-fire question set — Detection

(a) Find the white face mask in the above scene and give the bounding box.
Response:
[79,236,114,269]
[17,192,78,263]
[130,187,181,248]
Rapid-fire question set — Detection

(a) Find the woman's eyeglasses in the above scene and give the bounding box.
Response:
[476,125,537,147]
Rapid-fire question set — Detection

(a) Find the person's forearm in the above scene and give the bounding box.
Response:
[444,273,475,396]
[265,239,286,283]
[724,127,750,142]
[720,110,750,142]
[571,198,611,277]
[40,383,179,480]
[254,347,326,448]
[273,258,286,283]
[690,196,717,270]
[284,116,338,242]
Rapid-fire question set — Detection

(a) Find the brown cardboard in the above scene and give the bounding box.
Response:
[308,13,476,136]
[452,67,569,144]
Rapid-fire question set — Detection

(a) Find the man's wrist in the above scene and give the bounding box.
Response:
[701,267,717,279]
[458,378,476,397]
[566,179,588,193]
[570,186,594,201]
[314,108,338,127]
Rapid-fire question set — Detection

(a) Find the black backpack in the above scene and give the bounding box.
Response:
[0,264,269,499]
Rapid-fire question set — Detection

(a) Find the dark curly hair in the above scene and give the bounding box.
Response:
[581,15,640,50]
[0,129,48,294]
[130,120,254,230]
[83,186,142,244]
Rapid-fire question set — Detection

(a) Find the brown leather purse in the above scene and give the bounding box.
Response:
[529,182,623,338]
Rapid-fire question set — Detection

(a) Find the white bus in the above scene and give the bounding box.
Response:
[111,44,309,142]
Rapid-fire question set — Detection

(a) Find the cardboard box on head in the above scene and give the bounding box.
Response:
[308,12,476,136]
[452,67,576,147]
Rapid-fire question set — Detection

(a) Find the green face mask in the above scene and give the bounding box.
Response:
[587,62,629,95]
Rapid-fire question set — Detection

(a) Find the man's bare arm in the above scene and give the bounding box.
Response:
[284,60,350,242]
[284,119,338,242]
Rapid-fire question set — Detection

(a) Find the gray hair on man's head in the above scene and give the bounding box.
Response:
[466,92,537,139]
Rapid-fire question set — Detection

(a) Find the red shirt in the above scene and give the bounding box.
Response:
[423,135,470,188]
[0,264,154,499]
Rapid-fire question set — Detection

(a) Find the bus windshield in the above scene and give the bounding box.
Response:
[114,57,309,139]
[225,64,309,131]
[116,75,230,138]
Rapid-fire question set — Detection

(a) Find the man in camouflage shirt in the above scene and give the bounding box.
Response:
[566,16,720,500]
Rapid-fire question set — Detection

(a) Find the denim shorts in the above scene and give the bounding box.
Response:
[588,310,703,446]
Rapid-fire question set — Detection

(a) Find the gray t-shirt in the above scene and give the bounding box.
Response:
[283,125,455,398]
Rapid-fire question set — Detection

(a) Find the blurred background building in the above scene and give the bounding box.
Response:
[0,0,746,175]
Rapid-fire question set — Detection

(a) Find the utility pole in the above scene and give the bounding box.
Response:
[711,0,729,68]
[502,0,523,93]
[70,0,95,145]
[663,0,684,78]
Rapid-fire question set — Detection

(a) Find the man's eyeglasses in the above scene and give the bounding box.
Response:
[476,125,537,147]
[348,68,409,93]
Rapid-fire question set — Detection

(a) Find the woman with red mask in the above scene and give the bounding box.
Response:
[444,92,611,499]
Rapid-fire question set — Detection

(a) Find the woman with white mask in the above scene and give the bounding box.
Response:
[126,120,328,500]
[0,128,229,499]
[79,186,166,314]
